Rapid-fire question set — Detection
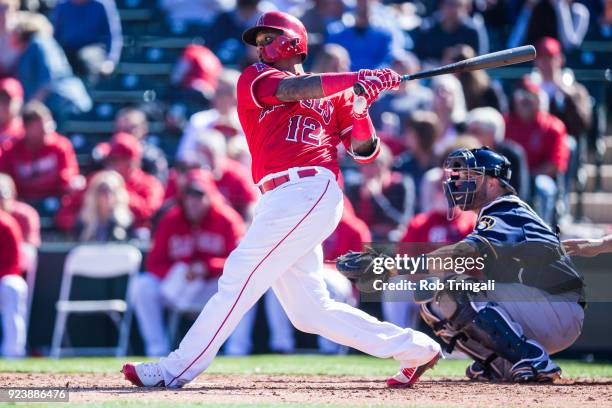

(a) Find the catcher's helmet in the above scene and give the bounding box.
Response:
[242,11,308,63]
[443,147,515,219]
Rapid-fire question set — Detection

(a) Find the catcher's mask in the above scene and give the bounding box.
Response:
[443,147,515,220]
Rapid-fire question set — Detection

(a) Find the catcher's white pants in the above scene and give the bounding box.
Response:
[158,167,440,387]
[0,275,27,358]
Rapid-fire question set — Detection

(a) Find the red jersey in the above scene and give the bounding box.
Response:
[236,63,354,183]
[504,111,569,174]
[0,118,23,153]
[399,211,476,255]
[323,210,371,261]
[8,201,40,247]
[146,202,245,280]
[164,160,257,216]
[0,132,79,201]
[0,209,22,278]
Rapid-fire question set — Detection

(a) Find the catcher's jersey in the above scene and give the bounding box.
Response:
[236,63,354,184]
[464,194,583,295]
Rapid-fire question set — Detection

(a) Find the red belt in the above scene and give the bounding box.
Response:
[258,169,319,194]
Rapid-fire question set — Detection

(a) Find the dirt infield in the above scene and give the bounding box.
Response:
[4,372,612,407]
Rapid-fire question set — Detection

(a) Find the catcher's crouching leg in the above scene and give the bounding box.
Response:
[419,288,560,383]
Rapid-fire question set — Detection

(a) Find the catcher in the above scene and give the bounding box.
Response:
[337,147,585,382]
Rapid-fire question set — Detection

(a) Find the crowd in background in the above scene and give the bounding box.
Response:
[0,0,608,357]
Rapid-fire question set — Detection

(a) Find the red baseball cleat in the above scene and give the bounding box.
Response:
[386,352,442,388]
[121,362,166,387]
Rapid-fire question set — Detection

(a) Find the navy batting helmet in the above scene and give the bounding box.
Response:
[443,147,516,219]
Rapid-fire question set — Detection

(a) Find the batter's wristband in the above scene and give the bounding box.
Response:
[321,72,359,97]
[351,113,375,141]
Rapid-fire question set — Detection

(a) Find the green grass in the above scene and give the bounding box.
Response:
[1,355,611,378]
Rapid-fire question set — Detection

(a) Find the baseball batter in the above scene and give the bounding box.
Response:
[122,11,441,388]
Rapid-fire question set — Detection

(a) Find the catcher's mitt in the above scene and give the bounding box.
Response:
[335,247,395,293]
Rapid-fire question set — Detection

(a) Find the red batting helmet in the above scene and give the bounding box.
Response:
[242,11,308,63]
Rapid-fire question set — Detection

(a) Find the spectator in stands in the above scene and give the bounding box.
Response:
[326,0,397,70]
[176,69,242,157]
[505,76,569,226]
[0,0,21,77]
[0,173,40,247]
[160,0,234,28]
[103,133,163,230]
[393,110,440,210]
[442,44,508,113]
[168,130,257,221]
[0,207,26,358]
[300,0,344,44]
[370,50,433,133]
[411,0,488,64]
[384,167,477,330]
[345,145,414,241]
[311,43,351,74]
[532,37,593,139]
[111,107,168,182]
[51,0,122,80]
[0,77,23,152]
[431,74,467,156]
[170,44,222,105]
[207,0,263,66]
[12,12,92,125]
[507,0,590,51]
[74,170,134,242]
[465,107,530,200]
[593,0,612,41]
[0,102,79,203]
[56,134,163,233]
[130,169,244,356]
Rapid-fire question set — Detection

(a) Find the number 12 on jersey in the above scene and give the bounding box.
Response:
[286,115,322,146]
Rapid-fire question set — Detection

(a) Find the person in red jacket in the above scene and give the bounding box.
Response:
[505,76,569,226]
[0,102,79,202]
[130,169,245,356]
[164,129,257,221]
[0,208,27,357]
[0,172,40,247]
[56,133,163,232]
[0,78,24,153]
[382,167,476,330]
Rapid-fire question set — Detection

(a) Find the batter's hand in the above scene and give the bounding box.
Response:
[374,68,402,91]
[353,72,383,120]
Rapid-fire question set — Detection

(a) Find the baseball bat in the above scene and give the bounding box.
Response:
[354,45,536,95]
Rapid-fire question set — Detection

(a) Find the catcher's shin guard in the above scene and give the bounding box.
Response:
[420,294,557,382]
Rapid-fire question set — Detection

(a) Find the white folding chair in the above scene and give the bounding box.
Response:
[50,244,142,358]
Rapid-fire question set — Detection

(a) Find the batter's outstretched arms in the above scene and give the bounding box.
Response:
[273,69,400,161]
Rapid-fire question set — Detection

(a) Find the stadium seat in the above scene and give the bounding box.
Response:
[50,244,142,358]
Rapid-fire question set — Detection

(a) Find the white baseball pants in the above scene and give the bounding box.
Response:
[0,274,27,358]
[158,168,441,387]
[224,289,295,355]
[129,271,218,357]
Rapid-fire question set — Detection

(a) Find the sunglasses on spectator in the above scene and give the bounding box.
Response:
[185,188,205,197]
